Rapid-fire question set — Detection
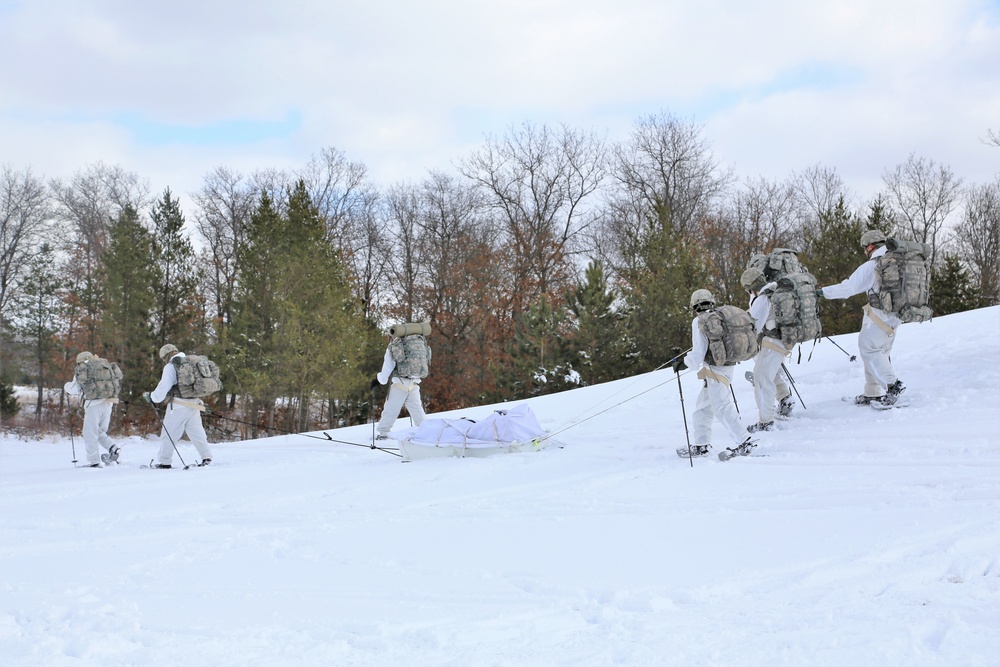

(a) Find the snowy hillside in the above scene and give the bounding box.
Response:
[2,307,999,666]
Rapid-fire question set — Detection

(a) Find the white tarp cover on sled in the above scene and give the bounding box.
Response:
[395,403,548,461]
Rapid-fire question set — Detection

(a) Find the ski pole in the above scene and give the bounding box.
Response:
[670,348,695,467]
[370,385,377,449]
[825,336,856,362]
[781,363,806,409]
[675,365,695,468]
[69,402,78,464]
[144,394,192,469]
[730,385,740,414]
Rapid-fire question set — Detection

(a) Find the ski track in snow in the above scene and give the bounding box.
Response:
[2,307,999,666]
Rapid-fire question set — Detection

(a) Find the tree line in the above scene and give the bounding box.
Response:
[2,112,997,437]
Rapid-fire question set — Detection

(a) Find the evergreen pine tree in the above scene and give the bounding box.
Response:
[101,205,157,398]
[150,188,203,351]
[15,243,63,418]
[930,255,979,316]
[231,182,370,433]
[506,295,575,397]
[0,376,19,421]
[566,260,632,385]
[230,192,284,432]
[275,180,367,431]
[622,225,710,369]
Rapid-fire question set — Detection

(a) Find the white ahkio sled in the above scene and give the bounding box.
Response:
[390,403,555,462]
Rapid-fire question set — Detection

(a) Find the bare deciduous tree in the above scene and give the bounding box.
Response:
[417,171,494,328]
[382,182,423,322]
[954,175,1000,305]
[882,154,963,265]
[790,163,852,246]
[610,112,731,235]
[598,112,732,287]
[192,166,257,337]
[728,175,799,251]
[49,161,150,260]
[461,121,606,312]
[296,148,384,316]
[0,165,50,322]
[297,147,371,248]
[698,177,798,304]
[48,162,150,349]
[350,196,391,322]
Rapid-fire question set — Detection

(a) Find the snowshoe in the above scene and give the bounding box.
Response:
[846,394,899,409]
[676,444,712,458]
[777,396,795,417]
[747,421,774,433]
[101,445,121,465]
[887,380,905,397]
[719,438,757,461]
[870,396,907,410]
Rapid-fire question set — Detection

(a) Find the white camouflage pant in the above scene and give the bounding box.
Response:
[156,401,213,465]
[753,340,791,423]
[81,400,116,465]
[377,380,426,436]
[859,308,899,398]
[691,366,746,447]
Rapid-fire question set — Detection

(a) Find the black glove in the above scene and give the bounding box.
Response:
[669,347,685,373]
[815,288,825,300]
[370,378,380,391]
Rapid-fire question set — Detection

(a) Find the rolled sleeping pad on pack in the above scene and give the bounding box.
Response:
[389,321,431,337]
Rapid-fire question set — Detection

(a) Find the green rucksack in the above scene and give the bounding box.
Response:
[698,305,759,366]
[868,238,933,323]
[765,272,823,346]
[170,354,223,399]
[389,335,431,379]
[751,248,822,346]
[75,358,123,400]
[748,248,808,282]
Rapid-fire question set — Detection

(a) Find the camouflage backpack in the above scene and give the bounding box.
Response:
[389,335,431,379]
[750,248,822,346]
[170,354,223,399]
[765,272,823,346]
[698,305,759,366]
[748,248,808,281]
[868,238,933,323]
[75,358,123,400]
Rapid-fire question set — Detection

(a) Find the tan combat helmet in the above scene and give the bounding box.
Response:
[860,229,886,247]
[690,289,716,312]
[740,267,767,294]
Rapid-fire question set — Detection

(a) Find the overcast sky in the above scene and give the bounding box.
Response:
[2,0,998,215]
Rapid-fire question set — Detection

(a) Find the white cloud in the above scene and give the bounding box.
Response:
[1,0,996,212]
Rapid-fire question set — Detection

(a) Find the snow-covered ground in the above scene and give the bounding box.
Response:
[2,307,999,667]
